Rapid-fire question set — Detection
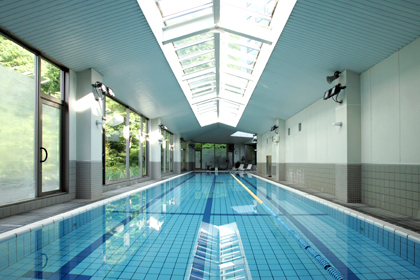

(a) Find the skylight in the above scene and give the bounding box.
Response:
[139,0,297,127]
[230,131,254,138]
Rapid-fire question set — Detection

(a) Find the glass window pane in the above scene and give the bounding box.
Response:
[166,133,170,172]
[165,7,212,26]
[180,52,214,67]
[176,38,214,58]
[181,141,186,171]
[215,144,227,170]
[105,98,127,183]
[129,111,141,178]
[161,130,165,173]
[158,0,212,17]
[42,104,61,192]
[41,59,61,99]
[184,61,215,74]
[202,143,214,169]
[189,76,215,88]
[0,34,36,205]
[142,118,147,176]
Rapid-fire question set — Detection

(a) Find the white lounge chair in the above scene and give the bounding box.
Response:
[246,164,252,171]
[237,164,245,170]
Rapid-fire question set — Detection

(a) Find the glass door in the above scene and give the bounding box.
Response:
[227,151,233,169]
[39,99,61,194]
[195,151,201,169]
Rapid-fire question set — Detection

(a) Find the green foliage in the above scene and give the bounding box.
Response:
[0,35,34,75]
[105,98,146,181]
[0,35,61,99]
[41,59,61,99]
[175,33,214,74]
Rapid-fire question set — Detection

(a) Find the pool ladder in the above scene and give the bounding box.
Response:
[187,222,252,280]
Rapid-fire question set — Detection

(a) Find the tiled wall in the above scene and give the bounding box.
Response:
[362,164,420,218]
[0,161,78,219]
[76,161,102,199]
[0,206,105,270]
[335,164,362,203]
[69,160,76,195]
[286,163,336,195]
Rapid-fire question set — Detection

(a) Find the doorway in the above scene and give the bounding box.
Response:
[38,99,62,195]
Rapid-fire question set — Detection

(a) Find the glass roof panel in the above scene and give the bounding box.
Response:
[189,76,215,87]
[173,33,213,48]
[164,7,213,26]
[144,0,296,127]
[184,61,215,74]
[221,0,277,26]
[176,40,214,59]
[158,0,212,17]
[180,52,215,67]
[230,131,254,138]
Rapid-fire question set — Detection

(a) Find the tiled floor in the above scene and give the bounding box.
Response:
[2,172,420,279]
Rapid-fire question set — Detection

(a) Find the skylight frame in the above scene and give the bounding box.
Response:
[139,0,297,127]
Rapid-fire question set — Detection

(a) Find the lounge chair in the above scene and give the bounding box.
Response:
[246,164,252,171]
[237,164,245,171]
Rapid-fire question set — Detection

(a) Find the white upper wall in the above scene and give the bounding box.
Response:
[361,36,420,164]
[284,98,343,163]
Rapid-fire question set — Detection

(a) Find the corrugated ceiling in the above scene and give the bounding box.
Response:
[1,0,419,142]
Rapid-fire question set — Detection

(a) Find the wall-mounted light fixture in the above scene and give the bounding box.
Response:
[326,71,341,84]
[159,124,168,131]
[332,122,343,127]
[270,125,279,134]
[323,83,346,104]
[252,134,257,143]
[92,81,115,101]
[95,117,106,127]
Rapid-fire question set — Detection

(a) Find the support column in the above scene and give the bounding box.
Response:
[150,118,162,180]
[335,70,362,203]
[273,119,286,181]
[75,68,103,199]
[173,134,181,174]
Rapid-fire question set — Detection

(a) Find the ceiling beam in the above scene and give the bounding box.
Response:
[162,14,214,44]
[218,21,273,45]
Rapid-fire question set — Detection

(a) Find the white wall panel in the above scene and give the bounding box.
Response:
[69,70,77,161]
[360,70,372,163]
[315,100,328,163]
[307,103,316,162]
[399,37,420,164]
[370,52,400,164]
[284,94,344,164]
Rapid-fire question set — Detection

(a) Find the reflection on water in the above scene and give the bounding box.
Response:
[187,222,252,279]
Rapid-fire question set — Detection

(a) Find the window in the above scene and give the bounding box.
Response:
[105,97,149,184]
[105,99,127,183]
[0,33,66,206]
[161,129,174,174]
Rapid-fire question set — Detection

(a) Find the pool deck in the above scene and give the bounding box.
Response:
[1,171,420,236]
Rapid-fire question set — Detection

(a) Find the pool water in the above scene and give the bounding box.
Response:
[1,172,420,280]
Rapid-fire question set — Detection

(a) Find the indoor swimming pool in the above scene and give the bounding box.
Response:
[1,172,420,280]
